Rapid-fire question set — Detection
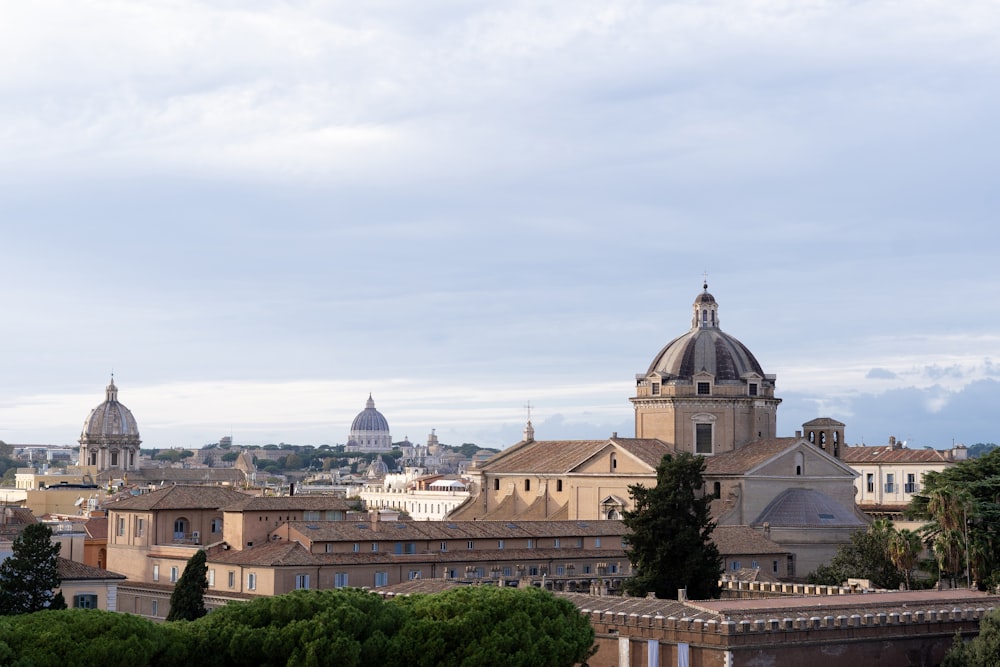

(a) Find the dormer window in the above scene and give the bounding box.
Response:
[651,383,660,396]
[748,383,758,397]
[697,382,711,395]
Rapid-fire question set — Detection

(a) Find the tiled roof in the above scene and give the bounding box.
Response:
[220,496,357,512]
[711,525,789,556]
[286,519,628,543]
[703,438,801,475]
[478,438,673,475]
[58,557,126,581]
[207,541,317,567]
[98,468,247,484]
[106,485,252,511]
[84,517,108,540]
[841,445,952,464]
[559,592,722,621]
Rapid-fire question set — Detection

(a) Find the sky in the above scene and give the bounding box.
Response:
[2,1,999,451]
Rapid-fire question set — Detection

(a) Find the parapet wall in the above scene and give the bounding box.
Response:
[718,577,884,599]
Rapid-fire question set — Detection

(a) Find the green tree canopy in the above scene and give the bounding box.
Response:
[166,550,208,622]
[622,452,722,600]
[0,523,61,615]
[807,519,906,590]
[908,448,1000,589]
[943,607,1000,667]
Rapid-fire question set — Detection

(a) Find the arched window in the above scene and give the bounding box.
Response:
[795,452,805,476]
[713,482,721,499]
[607,509,620,520]
[610,453,617,471]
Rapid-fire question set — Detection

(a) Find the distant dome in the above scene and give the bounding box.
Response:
[366,455,390,478]
[79,376,141,474]
[81,377,140,441]
[645,283,765,382]
[347,395,393,452]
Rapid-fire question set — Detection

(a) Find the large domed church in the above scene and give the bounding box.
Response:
[454,283,866,576]
[79,376,141,473]
[346,394,393,452]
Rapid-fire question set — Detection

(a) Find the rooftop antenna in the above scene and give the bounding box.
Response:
[524,401,533,423]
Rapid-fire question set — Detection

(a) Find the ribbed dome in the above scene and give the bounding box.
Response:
[645,284,765,382]
[351,395,390,432]
[81,377,140,440]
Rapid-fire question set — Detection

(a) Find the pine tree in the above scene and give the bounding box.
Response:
[622,452,722,600]
[0,523,62,615]
[167,549,208,621]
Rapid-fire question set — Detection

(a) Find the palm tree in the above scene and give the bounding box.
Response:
[924,487,974,588]
[888,528,923,590]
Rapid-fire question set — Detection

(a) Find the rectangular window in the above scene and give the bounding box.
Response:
[556,565,565,575]
[295,574,310,590]
[303,511,320,521]
[408,570,421,580]
[208,569,215,587]
[334,573,349,588]
[170,567,178,583]
[748,383,758,396]
[595,537,601,548]
[524,479,531,491]
[371,543,378,552]
[529,566,539,576]
[697,381,711,395]
[352,543,360,552]
[152,564,159,582]
[554,538,561,548]
[374,571,388,587]
[773,560,779,574]
[136,518,144,537]
[440,541,447,552]
[885,473,895,493]
[610,564,618,574]
[576,538,583,548]
[583,565,591,574]
[527,539,534,549]
[866,473,875,493]
[228,571,235,588]
[731,561,740,570]
[326,543,334,553]
[497,539,504,549]
[493,479,500,490]
[151,600,158,617]
[73,594,98,609]
[117,517,125,537]
[905,473,918,494]
[503,566,512,577]
[556,479,563,492]
[751,560,759,569]
[695,423,713,454]
[651,383,660,395]
[467,540,474,550]
[247,573,256,590]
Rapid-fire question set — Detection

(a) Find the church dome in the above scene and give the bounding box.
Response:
[645,283,765,382]
[347,395,393,452]
[351,395,390,433]
[81,377,140,441]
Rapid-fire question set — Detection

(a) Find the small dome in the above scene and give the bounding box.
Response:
[81,377,140,441]
[645,284,765,382]
[351,394,390,433]
[366,455,390,478]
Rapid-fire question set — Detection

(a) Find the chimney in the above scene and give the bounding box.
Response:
[611,432,618,439]
[889,436,897,449]
[677,588,688,602]
[795,430,802,438]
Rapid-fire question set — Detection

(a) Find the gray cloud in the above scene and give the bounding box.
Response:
[866,368,898,380]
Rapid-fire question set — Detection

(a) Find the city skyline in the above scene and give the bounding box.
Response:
[2,2,999,450]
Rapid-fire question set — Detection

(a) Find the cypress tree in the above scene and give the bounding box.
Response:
[167,549,208,621]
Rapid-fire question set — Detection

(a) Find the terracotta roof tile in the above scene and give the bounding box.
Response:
[711,526,790,556]
[478,439,672,475]
[106,485,252,511]
[841,445,951,464]
[58,557,126,581]
[84,517,108,540]
[703,438,801,475]
[220,496,357,512]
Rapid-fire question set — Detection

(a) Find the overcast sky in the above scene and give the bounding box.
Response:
[2,1,999,451]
